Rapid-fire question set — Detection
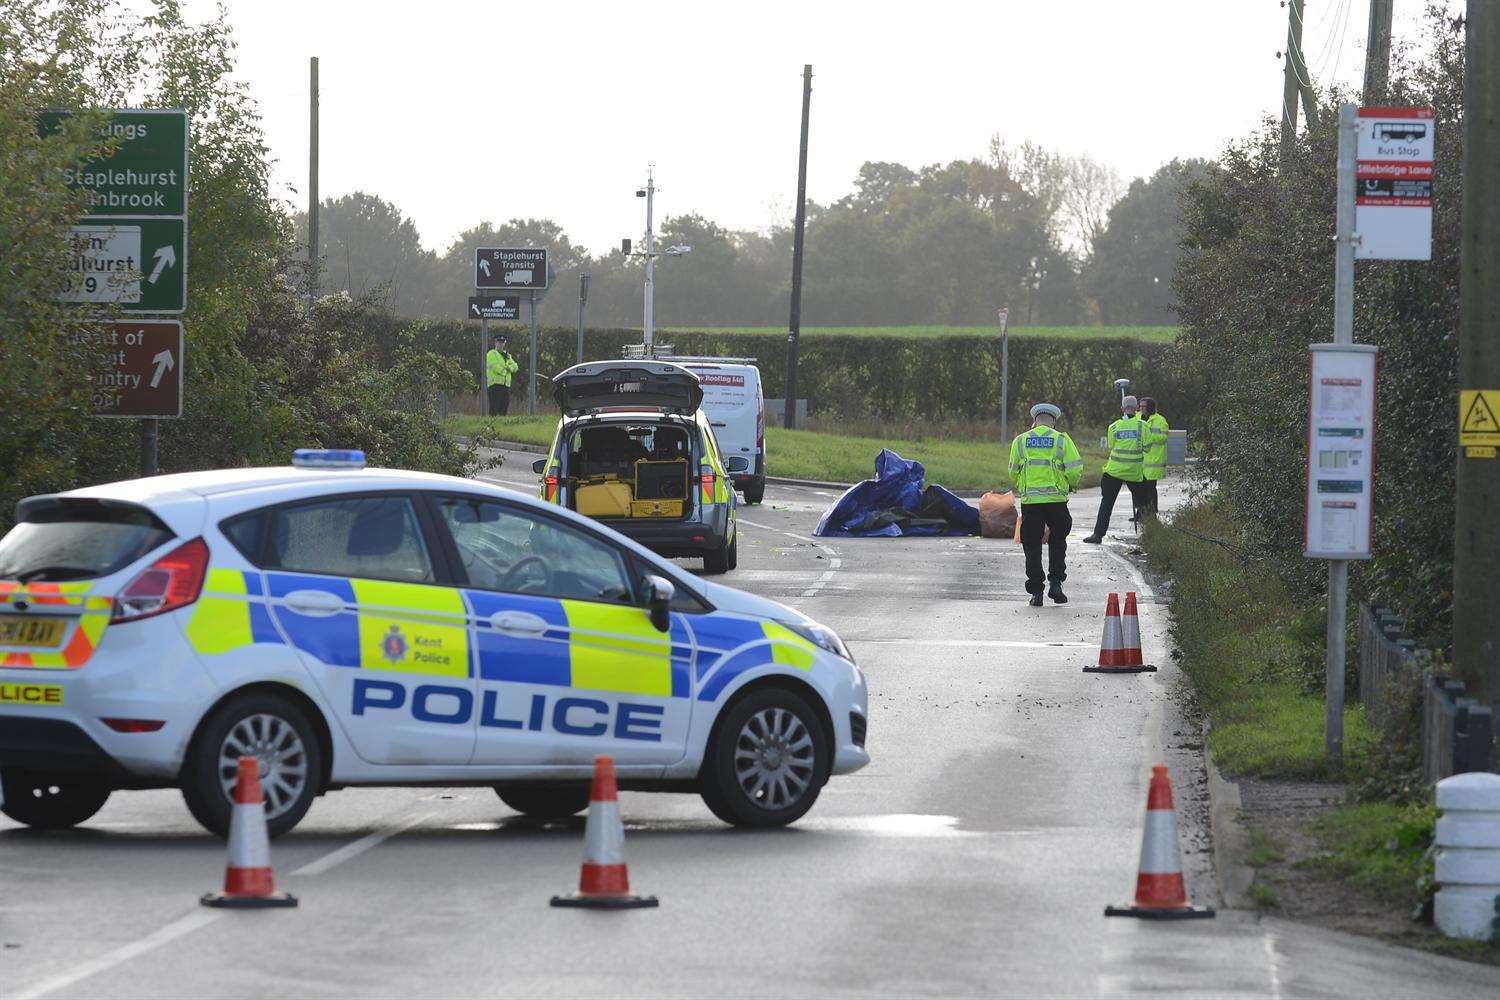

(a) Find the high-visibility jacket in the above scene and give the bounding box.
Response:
[1143,413,1170,481]
[1008,424,1083,505]
[1103,415,1146,482]
[487,348,518,388]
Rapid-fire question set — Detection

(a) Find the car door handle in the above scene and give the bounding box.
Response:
[283,589,345,617]
[490,610,549,637]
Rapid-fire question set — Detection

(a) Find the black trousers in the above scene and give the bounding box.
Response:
[1092,473,1144,537]
[1020,502,1071,595]
[487,384,511,416]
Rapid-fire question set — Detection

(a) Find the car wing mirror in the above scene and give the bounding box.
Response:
[640,573,675,632]
[532,459,547,475]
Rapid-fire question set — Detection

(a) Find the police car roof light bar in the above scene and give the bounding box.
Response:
[292,449,367,469]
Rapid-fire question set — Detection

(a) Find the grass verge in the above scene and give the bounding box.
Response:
[1141,497,1368,779]
[1302,802,1436,908]
[446,415,1108,492]
[658,324,1180,343]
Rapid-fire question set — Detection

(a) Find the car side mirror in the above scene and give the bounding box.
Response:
[639,573,675,632]
[726,456,750,473]
[532,459,547,475]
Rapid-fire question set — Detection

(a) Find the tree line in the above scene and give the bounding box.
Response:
[300,146,1207,330]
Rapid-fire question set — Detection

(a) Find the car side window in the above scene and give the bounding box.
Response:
[264,496,435,583]
[436,497,634,605]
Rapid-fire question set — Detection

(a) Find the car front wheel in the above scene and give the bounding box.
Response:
[0,770,111,830]
[496,785,590,820]
[700,687,828,827]
[181,692,322,838]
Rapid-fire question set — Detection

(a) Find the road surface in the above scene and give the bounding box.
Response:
[4,452,1497,998]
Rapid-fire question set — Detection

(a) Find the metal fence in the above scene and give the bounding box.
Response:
[1357,602,1494,783]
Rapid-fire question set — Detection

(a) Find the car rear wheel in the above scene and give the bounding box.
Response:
[495,785,591,820]
[703,534,733,575]
[700,687,828,828]
[0,769,111,830]
[181,692,323,838]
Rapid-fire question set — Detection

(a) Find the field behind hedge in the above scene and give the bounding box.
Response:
[379,318,1206,431]
[657,325,1181,343]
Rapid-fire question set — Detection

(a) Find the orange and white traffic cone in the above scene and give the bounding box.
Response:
[550,756,658,909]
[201,756,297,909]
[1118,591,1158,673]
[1084,593,1154,674]
[1105,765,1214,919]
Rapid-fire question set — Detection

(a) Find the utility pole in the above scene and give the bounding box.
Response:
[642,169,656,349]
[998,308,1010,447]
[1363,0,1394,103]
[309,56,319,303]
[1454,2,1500,712]
[1281,0,1317,156]
[784,63,812,431]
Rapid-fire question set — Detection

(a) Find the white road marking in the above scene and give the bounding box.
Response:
[291,811,432,876]
[13,910,224,1000]
[799,814,979,838]
[737,516,842,598]
[14,811,432,999]
[1263,930,1284,1000]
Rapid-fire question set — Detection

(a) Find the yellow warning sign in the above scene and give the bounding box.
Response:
[1466,445,1497,459]
[1459,390,1500,446]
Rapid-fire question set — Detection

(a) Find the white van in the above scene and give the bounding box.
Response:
[680,359,766,504]
[617,348,767,504]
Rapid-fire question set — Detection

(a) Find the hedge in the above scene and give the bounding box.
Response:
[374,316,1207,430]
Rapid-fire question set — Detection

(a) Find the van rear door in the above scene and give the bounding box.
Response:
[685,364,761,477]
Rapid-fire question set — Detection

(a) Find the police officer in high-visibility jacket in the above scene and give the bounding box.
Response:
[1083,395,1146,544]
[1009,402,1084,607]
[1139,397,1170,516]
[486,333,519,415]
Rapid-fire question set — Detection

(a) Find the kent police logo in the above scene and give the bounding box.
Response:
[381,625,408,665]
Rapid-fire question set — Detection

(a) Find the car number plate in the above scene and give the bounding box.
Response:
[0,615,67,648]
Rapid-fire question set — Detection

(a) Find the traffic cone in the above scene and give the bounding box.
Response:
[550,756,658,909]
[201,756,297,909]
[1118,591,1157,672]
[1105,765,1214,919]
[1084,593,1154,674]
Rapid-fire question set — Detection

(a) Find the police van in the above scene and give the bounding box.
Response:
[536,361,740,573]
[0,451,869,838]
[677,359,766,505]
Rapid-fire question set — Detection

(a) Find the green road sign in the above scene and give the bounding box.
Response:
[39,109,188,216]
[61,218,186,313]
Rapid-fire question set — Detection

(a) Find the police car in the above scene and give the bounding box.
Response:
[0,450,869,837]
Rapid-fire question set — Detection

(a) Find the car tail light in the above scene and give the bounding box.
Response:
[101,718,166,733]
[111,538,209,623]
[545,475,559,502]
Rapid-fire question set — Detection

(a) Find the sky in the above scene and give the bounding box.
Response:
[180,0,1438,256]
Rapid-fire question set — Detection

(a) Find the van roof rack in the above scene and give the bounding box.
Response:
[620,343,757,364]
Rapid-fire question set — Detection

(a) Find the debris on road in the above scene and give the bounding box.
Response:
[814,449,980,537]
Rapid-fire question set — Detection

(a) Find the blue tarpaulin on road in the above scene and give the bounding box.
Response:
[813,449,980,537]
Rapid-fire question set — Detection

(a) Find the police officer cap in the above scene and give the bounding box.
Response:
[1030,403,1061,420]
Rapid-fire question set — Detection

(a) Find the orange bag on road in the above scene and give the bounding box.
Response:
[978,490,1020,539]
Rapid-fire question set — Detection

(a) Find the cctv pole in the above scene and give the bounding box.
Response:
[1454,3,1500,711]
[643,170,656,350]
[784,64,812,431]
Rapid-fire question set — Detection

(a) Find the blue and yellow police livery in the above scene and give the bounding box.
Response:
[0,451,868,837]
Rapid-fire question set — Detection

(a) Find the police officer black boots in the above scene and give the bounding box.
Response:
[1049,583,1068,604]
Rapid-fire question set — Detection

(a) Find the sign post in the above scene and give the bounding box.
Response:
[529,290,539,416]
[45,109,189,476]
[997,307,1011,447]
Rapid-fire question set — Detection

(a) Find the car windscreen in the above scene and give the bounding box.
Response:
[0,500,175,582]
